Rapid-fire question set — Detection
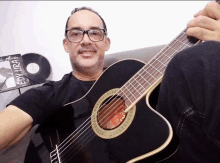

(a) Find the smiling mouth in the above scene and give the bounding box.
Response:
[80,50,96,53]
[79,51,96,58]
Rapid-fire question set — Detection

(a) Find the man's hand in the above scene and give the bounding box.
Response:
[186,1,220,41]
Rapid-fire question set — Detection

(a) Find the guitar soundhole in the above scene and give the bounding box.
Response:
[97,95,127,130]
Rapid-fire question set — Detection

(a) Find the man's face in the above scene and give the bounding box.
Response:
[63,10,110,72]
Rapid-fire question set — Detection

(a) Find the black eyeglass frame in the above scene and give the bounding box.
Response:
[65,28,107,43]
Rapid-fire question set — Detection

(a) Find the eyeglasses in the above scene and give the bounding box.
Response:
[65,28,106,43]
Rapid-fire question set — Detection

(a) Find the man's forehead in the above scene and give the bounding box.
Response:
[68,26,103,31]
[68,10,103,29]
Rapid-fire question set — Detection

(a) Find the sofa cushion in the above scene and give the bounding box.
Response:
[104,45,166,68]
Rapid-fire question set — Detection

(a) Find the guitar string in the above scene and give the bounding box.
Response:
[55,43,183,162]
[51,29,192,158]
[50,28,192,162]
[57,31,195,163]
[64,36,191,156]
[94,28,193,123]
[49,32,187,160]
[100,30,192,112]
[54,33,198,163]
[129,33,198,103]
[96,30,189,109]
[51,29,198,162]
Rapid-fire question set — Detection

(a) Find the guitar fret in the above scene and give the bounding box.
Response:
[174,35,190,47]
[176,32,187,42]
[170,33,189,50]
[167,45,180,53]
[128,80,142,96]
[176,31,198,47]
[151,47,176,74]
[163,47,174,58]
[144,58,165,77]
[116,28,200,110]
[136,72,151,86]
[142,68,157,81]
[164,46,178,58]
[124,84,136,102]
[155,58,170,71]
[154,57,167,67]
[144,64,163,82]
[173,39,191,53]
[139,71,155,87]
[136,74,149,90]
[118,89,132,106]
[148,62,164,75]
[177,31,187,40]
[174,38,191,48]
[159,47,174,61]
[132,77,146,93]
[159,36,184,60]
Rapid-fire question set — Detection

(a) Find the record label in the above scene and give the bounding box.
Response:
[26,63,40,74]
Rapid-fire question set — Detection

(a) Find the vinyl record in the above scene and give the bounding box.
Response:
[22,53,51,85]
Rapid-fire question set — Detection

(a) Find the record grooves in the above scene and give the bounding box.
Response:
[22,53,51,85]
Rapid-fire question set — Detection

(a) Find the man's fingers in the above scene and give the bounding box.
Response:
[194,10,204,18]
[194,1,220,20]
[186,27,220,41]
[187,15,220,31]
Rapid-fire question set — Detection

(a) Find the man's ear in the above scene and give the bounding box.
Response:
[105,37,111,51]
[63,38,70,53]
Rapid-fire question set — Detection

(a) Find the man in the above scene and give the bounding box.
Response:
[0,7,110,153]
[0,1,220,162]
[157,1,220,162]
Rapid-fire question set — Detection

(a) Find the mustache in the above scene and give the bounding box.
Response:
[78,47,97,54]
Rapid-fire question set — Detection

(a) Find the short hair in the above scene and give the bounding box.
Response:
[64,7,108,37]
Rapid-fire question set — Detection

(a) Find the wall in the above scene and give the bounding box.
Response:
[0,1,209,110]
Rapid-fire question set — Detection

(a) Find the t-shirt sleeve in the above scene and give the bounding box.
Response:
[7,81,58,127]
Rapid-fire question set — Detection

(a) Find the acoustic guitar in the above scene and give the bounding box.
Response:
[24,27,200,163]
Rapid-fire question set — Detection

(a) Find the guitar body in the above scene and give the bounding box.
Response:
[25,59,177,163]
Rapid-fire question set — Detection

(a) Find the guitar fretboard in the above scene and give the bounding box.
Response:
[118,28,200,106]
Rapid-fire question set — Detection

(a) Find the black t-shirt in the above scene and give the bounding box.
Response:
[8,72,95,127]
[9,72,118,163]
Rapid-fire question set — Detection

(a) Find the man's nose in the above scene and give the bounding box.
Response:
[81,32,92,44]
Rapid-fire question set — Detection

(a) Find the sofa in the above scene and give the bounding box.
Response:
[0,44,165,163]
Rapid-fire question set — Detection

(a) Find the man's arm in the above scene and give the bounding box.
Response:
[0,105,33,151]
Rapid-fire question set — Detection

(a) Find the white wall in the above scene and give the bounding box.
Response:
[0,1,209,109]
[0,1,209,80]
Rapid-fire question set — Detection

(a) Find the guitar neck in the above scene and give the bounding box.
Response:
[143,28,200,79]
[120,28,200,106]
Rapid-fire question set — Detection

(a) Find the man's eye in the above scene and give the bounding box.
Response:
[90,31,101,36]
[71,32,80,36]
